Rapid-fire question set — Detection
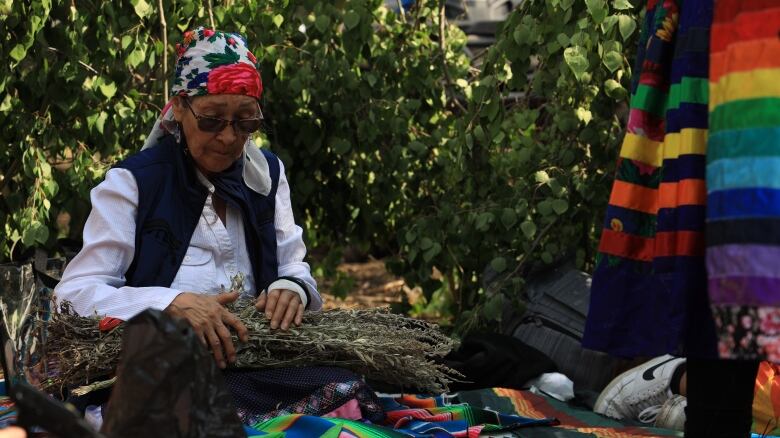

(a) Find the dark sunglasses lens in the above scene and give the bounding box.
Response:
[198,117,227,132]
[236,119,262,134]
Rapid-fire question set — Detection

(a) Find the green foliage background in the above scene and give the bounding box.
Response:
[0,0,638,331]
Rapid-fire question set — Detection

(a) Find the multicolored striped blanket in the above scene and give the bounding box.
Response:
[244,389,685,438]
[246,392,556,437]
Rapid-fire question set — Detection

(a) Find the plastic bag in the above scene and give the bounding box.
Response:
[100,309,245,438]
[525,372,575,402]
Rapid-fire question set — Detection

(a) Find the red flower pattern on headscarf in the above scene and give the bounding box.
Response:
[207,62,263,99]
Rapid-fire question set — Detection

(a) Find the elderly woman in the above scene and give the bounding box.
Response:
[55,27,385,427]
[54,28,321,371]
[54,28,383,426]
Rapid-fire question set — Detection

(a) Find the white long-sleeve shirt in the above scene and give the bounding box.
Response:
[55,160,322,321]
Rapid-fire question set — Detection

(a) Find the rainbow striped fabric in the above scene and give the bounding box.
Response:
[245,392,555,437]
[583,0,717,358]
[706,0,780,362]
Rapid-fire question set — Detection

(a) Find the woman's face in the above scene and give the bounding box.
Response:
[172,94,260,175]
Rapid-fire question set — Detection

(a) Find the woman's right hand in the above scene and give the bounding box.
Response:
[165,291,249,369]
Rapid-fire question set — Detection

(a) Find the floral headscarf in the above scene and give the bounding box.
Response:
[171,27,263,99]
[142,27,272,196]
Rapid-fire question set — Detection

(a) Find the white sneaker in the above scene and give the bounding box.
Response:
[651,394,686,431]
[594,355,686,421]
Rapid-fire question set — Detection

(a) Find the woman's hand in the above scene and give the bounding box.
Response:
[255,289,303,330]
[165,291,249,369]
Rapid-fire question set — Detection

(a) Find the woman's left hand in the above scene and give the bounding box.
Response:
[255,289,303,330]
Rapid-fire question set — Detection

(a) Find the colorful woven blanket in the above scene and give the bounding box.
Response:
[245,389,689,438]
[246,392,555,437]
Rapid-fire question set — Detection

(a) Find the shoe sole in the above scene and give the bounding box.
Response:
[594,365,638,419]
[594,355,681,419]
[655,396,687,431]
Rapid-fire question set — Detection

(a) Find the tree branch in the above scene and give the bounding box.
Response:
[0,159,20,194]
[486,218,558,297]
[396,0,406,22]
[206,0,216,29]
[508,219,556,281]
[158,0,168,101]
[46,47,98,74]
[438,0,467,113]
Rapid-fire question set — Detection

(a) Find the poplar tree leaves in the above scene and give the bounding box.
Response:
[500,208,518,230]
[605,79,628,99]
[409,141,427,156]
[121,35,132,50]
[22,221,49,246]
[603,50,622,72]
[482,294,505,320]
[521,221,537,240]
[576,107,592,124]
[9,44,26,62]
[618,15,636,39]
[420,237,441,263]
[585,0,607,23]
[126,47,146,68]
[314,15,330,33]
[99,81,117,99]
[612,0,633,9]
[563,46,588,81]
[475,212,494,232]
[405,229,417,244]
[331,138,351,155]
[490,257,507,273]
[0,0,12,15]
[552,199,569,214]
[344,11,360,30]
[86,111,108,134]
[601,15,619,34]
[534,170,551,184]
[132,0,152,19]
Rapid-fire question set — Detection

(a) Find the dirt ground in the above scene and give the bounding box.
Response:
[318,259,419,310]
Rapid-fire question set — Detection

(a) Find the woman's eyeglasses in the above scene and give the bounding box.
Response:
[183,98,263,135]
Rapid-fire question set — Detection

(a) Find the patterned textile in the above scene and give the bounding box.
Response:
[223,367,385,426]
[247,390,556,438]
[705,1,780,362]
[4,388,751,437]
[458,388,681,438]
[244,388,691,437]
[0,397,16,430]
[583,0,718,358]
[171,26,262,99]
[323,398,364,419]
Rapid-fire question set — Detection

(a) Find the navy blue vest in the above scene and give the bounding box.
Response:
[116,135,280,294]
